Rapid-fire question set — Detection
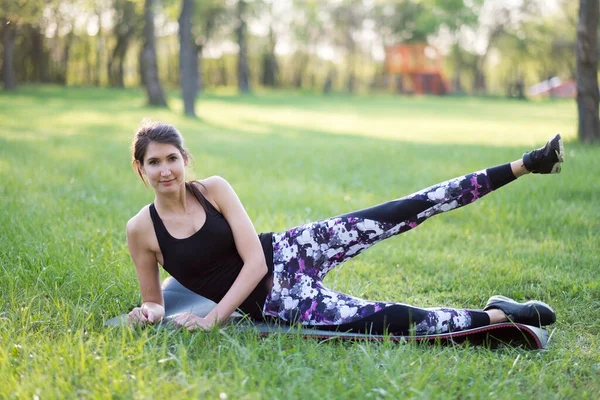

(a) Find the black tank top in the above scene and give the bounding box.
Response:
[149,194,274,320]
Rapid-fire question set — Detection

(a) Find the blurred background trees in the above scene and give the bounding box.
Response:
[0,0,583,94]
[0,0,598,140]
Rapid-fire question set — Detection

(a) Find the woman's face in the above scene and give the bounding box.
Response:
[139,141,187,194]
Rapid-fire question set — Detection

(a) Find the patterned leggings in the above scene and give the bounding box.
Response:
[262,167,513,335]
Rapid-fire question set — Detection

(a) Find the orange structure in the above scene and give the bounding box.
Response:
[385,43,450,95]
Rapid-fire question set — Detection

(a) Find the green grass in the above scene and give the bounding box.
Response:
[1,85,599,399]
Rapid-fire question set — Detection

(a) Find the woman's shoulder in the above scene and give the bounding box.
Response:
[190,176,237,215]
[126,204,153,238]
[191,176,232,205]
[193,175,230,192]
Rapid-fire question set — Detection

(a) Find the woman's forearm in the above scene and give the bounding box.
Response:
[205,260,268,324]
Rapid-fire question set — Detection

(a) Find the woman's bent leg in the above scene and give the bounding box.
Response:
[264,277,489,335]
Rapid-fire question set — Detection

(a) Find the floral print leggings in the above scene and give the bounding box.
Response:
[262,169,504,335]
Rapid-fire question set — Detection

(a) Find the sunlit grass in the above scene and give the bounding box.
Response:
[197,94,576,146]
[0,85,598,399]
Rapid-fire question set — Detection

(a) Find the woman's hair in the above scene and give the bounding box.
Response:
[131,119,210,211]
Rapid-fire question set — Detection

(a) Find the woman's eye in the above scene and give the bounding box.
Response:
[169,156,178,162]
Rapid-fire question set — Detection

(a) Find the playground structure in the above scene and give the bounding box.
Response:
[528,76,576,98]
[385,43,450,95]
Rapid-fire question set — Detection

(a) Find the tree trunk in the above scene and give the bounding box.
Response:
[108,1,137,87]
[95,8,104,86]
[56,31,74,85]
[179,0,196,117]
[219,57,228,86]
[471,55,488,95]
[452,69,463,94]
[261,52,278,87]
[323,68,335,93]
[346,51,356,93]
[108,33,131,87]
[30,25,45,82]
[293,60,303,88]
[195,45,202,93]
[236,0,250,93]
[395,75,404,94]
[292,53,307,89]
[515,71,525,100]
[141,0,167,107]
[84,35,93,84]
[261,25,278,87]
[2,19,17,90]
[576,0,600,143]
[139,49,146,87]
[473,67,487,95]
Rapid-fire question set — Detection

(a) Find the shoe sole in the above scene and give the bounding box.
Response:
[487,294,555,310]
[488,295,555,312]
[549,134,565,174]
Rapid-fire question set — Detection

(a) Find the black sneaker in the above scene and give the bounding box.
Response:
[483,295,556,326]
[522,133,565,174]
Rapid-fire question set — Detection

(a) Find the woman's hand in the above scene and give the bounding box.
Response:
[127,302,164,325]
[172,312,215,331]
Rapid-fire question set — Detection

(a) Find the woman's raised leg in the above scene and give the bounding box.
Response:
[268,166,504,281]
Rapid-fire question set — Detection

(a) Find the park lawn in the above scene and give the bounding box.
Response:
[0,85,599,399]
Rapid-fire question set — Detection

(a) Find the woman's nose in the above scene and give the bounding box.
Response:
[161,168,171,176]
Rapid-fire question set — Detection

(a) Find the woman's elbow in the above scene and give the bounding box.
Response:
[254,258,268,277]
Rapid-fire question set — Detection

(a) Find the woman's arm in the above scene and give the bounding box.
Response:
[190,176,268,328]
[126,212,165,324]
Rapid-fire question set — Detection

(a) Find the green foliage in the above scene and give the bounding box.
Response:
[192,0,229,46]
[485,1,578,93]
[373,0,479,43]
[1,0,587,96]
[0,86,599,398]
[0,0,44,25]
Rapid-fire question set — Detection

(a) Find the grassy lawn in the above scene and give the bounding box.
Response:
[0,86,599,399]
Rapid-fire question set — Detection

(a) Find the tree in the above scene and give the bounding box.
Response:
[235,0,250,93]
[93,0,111,86]
[445,43,474,94]
[140,0,167,106]
[107,0,140,87]
[373,0,480,94]
[177,0,226,116]
[260,3,279,88]
[179,0,196,116]
[1,18,17,90]
[576,0,600,143]
[0,0,43,90]
[329,0,365,93]
[192,0,227,93]
[289,0,324,90]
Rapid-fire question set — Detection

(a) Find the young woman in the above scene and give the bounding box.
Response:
[126,120,562,335]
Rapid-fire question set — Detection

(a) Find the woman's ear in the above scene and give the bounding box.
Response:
[135,160,145,176]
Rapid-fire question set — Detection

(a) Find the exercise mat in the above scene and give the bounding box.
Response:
[105,277,549,350]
